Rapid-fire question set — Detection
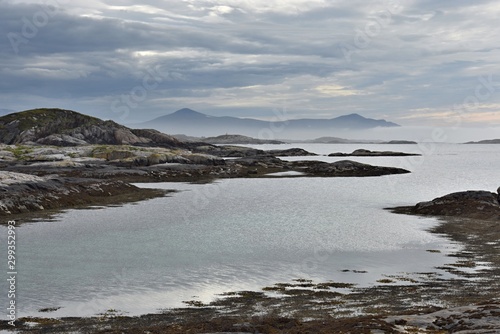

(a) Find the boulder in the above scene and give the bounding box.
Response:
[391,189,500,221]
[414,190,500,219]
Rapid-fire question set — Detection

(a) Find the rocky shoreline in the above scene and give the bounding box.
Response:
[2,110,499,332]
[1,209,499,332]
[1,187,500,332]
[0,171,167,217]
[0,143,411,220]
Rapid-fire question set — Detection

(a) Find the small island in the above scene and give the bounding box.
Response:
[464,139,500,144]
[328,149,421,157]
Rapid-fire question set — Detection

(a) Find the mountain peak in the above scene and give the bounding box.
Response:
[335,113,365,119]
[171,108,208,118]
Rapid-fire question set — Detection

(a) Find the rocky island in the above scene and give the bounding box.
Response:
[0,108,410,218]
[329,149,421,157]
[464,139,500,144]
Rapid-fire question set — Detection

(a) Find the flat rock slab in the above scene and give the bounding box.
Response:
[305,160,410,177]
[0,172,165,217]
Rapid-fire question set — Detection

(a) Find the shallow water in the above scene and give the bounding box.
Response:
[1,143,500,317]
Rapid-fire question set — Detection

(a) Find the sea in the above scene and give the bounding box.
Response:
[1,143,500,318]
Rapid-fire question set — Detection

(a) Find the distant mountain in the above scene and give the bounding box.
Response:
[465,139,500,144]
[139,108,400,137]
[162,108,211,121]
[0,108,182,147]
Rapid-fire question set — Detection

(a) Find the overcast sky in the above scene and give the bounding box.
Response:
[1,0,500,128]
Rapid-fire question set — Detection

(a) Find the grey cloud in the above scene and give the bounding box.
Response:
[1,0,500,128]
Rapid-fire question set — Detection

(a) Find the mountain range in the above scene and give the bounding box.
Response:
[138,108,400,137]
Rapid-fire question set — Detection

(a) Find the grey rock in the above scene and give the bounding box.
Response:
[392,189,500,220]
[0,108,184,148]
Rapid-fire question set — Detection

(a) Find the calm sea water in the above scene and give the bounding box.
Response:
[1,143,500,317]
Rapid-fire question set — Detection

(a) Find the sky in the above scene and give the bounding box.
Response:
[1,0,500,134]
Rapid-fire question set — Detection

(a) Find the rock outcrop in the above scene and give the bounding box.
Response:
[303,160,410,177]
[391,189,500,220]
[0,108,182,148]
[0,171,165,216]
[329,149,420,157]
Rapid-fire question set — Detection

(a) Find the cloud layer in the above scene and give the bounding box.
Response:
[1,0,500,127]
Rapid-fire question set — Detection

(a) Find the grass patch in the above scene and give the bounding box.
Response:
[5,145,33,160]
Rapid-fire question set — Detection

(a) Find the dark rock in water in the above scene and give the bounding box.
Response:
[391,189,500,220]
[328,149,420,157]
[304,160,410,177]
[195,146,317,158]
[267,148,317,157]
